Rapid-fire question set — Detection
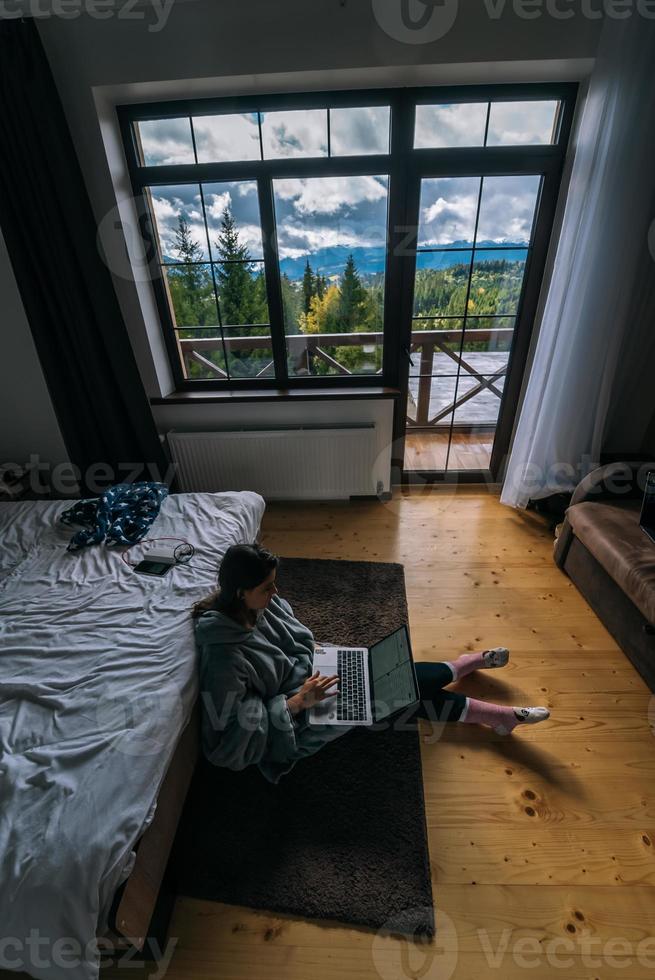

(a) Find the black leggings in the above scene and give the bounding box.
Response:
[411,661,467,723]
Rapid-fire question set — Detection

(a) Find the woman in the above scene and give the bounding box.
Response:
[193,543,549,784]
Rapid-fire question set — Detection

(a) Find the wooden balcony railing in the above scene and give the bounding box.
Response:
[178,326,512,427]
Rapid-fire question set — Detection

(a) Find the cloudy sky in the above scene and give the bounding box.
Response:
[142,102,548,273]
[138,105,390,166]
[414,99,558,148]
[418,174,541,247]
[149,171,539,273]
[137,100,556,166]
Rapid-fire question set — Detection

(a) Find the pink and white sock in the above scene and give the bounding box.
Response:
[444,647,509,680]
[460,698,550,734]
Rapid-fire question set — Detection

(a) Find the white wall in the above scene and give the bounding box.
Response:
[155,397,395,494]
[0,226,70,468]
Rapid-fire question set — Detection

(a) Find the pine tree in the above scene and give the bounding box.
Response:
[214,207,258,325]
[338,254,367,331]
[280,273,302,331]
[173,215,208,293]
[168,215,214,328]
[302,259,315,315]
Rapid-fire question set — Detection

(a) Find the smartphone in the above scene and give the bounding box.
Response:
[134,559,172,577]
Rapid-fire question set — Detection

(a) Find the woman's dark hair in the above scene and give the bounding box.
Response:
[192,543,279,623]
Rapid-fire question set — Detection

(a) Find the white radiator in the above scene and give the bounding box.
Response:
[167,426,383,500]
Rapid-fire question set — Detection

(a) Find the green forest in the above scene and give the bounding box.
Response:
[166,211,520,379]
[413,259,523,323]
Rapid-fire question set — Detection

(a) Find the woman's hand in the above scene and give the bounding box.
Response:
[287,670,339,715]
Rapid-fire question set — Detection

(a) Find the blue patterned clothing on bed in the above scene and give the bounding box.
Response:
[60,482,169,551]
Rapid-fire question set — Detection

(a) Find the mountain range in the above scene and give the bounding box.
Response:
[279,242,528,281]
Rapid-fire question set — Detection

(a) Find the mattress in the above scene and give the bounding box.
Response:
[0,490,265,980]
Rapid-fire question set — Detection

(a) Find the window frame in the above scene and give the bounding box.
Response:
[117,83,577,396]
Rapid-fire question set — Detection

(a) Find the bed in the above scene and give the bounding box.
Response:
[0,490,265,980]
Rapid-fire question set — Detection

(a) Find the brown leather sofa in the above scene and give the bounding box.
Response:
[554,460,655,692]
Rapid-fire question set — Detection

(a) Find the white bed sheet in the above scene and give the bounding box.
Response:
[0,490,265,980]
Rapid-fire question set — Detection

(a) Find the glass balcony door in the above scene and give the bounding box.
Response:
[403,173,542,475]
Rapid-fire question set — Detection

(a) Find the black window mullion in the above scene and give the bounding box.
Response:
[257,112,264,161]
[383,90,415,390]
[482,102,491,148]
[189,114,199,164]
[385,91,421,469]
[443,175,485,473]
[197,183,231,380]
[257,177,288,385]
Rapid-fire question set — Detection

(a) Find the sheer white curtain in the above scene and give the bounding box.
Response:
[500,14,655,509]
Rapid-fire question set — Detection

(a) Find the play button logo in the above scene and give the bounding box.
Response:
[372,0,459,44]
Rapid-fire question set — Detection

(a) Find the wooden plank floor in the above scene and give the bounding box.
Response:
[405,430,494,471]
[6,487,655,980]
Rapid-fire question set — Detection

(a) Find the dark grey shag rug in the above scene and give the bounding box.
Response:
[170,557,435,938]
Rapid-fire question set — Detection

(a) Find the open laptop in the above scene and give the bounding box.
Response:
[309,625,419,727]
[640,470,655,544]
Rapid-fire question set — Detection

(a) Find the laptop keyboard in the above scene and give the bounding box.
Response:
[336,649,369,722]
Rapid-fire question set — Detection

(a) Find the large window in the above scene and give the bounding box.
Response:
[120,86,575,475]
[121,88,572,389]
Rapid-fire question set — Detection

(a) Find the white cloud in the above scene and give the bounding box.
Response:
[487,101,558,146]
[277,245,310,261]
[414,100,557,149]
[280,221,385,253]
[418,175,541,246]
[476,176,541,243]
[275,175,388,215]
[421,193,478,245]
[261,109,327,159]
[414,103,487,149]
[193,113,261,163]
[138,118,194,165]
[330,106,390,156]
[236,223,266,255]
[205,191,232,222]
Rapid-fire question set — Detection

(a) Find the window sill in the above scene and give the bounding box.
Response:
[151,386,400,405]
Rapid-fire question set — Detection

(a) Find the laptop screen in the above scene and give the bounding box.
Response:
[640,470,655,544]
[369,626,419,722]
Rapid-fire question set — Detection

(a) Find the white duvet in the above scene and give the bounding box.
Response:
[0,490,265,980]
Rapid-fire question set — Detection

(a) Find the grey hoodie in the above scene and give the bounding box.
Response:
[195,594,351,783]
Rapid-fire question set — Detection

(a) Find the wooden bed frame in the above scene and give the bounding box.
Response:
[102,702,200,956]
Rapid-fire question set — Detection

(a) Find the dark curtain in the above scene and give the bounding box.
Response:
[0,19,169,496]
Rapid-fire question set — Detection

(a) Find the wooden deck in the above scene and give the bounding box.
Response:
[405,428,495,471]
[7,487,654,980]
